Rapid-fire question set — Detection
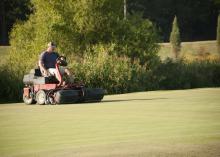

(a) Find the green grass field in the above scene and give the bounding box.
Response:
[159,41,219,61]
[0,88,220,157]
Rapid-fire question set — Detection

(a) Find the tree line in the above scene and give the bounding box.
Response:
[128,0,220,41]
[0,0,219,45]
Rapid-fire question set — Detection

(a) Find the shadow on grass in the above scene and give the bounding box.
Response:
[102,98,168,103]
[57,98,169,106]
[0,100,21,104]
[0,98,168,105]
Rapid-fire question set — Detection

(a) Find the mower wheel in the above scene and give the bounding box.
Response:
[83,88,104,102]
[36,90,47,105]
[23,95,35,105]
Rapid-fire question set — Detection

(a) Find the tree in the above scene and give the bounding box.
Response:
[124,0,127,20]
[8,0,159,74]
[217,12,220,55]
[0,0,31,45]
[2,0,219,45]
[128,0,219,41]
[170,16,181,59]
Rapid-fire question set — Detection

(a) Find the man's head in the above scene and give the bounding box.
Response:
[47,42,56,52]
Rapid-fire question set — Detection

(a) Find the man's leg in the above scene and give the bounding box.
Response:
[48,67,74,83]
[64,68,71,76]
[40,67,49,77]
[48,68,66,81]
[48,68,57,77]
[60,67,74,83]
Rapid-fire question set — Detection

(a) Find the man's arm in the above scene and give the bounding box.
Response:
[39,52,48,76]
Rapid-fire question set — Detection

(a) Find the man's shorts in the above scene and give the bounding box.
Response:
[48,67,65,76]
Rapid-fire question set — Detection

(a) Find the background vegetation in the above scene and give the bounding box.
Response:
[217,13,220,54]
[0,0,220,102]
[127,0,219,41]
[158,41,219,61]
[169,16,181,59]
[1,0,219,45]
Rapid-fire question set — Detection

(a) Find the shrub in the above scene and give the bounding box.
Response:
[68,44,152,94]
[155,59,220,90]
[1,53,220,102]
[217,13,220,55]
[0,65,23,102]
[170,16,181,59]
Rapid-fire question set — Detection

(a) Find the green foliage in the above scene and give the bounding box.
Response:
[128,0,218,41]
[155,59,220,89]
[217,13,220,54]
[0,66,23,102]
[170,16,181,59]
[2,0,219,45]
[2,0,220,102]
[9,0,159,69]
[3,0,160,101]
[1,54,220,102]
[27,0,125,55]
[113,13,160,66]
[68,44,156,94]
[69,44,131,94]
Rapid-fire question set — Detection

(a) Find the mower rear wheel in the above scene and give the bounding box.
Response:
[23,95,35,105]
[36,90,47,105]
[83,88,104,102]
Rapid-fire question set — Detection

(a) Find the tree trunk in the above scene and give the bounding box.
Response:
[124,0,127,20]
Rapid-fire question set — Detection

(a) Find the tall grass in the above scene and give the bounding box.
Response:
[0,67,23,102]
[159,41,219,61]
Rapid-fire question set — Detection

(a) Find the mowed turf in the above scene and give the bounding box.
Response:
[0,88,220,157]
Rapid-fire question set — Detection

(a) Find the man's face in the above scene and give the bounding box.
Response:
[48,46,55,52]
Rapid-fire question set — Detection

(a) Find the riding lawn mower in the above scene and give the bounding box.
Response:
[23,56,105,105]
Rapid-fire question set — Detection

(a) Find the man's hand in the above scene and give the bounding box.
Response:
[39,60,49,77]
[42,69,49,77]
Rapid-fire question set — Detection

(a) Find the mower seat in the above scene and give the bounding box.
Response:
[30,68,42,76]
[23,68,59,85]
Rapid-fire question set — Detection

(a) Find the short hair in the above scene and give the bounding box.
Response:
[48,42,56,48]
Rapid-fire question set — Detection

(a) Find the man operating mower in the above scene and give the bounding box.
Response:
[39,42,73,83]
[22,41,104,105]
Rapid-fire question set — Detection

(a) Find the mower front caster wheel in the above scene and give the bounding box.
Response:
[36,90,47,105]
[23,95,35,105]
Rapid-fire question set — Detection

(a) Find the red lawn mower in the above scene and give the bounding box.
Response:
[23,56,104,105]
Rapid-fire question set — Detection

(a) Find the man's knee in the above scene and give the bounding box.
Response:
[64,68,71,75]
[48,68,57,76]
